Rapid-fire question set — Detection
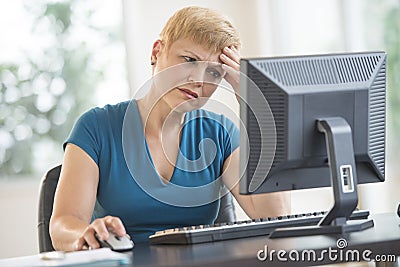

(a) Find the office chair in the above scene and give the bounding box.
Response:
[37,165,236,252]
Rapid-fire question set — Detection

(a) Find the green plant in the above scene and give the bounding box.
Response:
[0,1,115,176]
[384,5,400,155]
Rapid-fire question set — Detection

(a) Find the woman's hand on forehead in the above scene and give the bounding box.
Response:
[220,46,241,100]
[220,46,240,68]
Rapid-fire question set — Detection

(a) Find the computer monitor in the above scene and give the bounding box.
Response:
[238,51,386,237]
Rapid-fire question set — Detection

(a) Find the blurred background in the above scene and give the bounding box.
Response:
[0,0,399,259]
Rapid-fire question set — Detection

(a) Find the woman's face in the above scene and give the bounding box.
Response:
[151,38,226,112]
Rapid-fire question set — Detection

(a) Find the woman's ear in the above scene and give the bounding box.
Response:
[151,40,163,66]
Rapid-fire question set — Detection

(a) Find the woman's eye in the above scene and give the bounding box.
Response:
[183,56,197,63]
[207,68,222,78]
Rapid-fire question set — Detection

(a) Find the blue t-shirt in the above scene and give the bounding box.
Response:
[64,99,239,243]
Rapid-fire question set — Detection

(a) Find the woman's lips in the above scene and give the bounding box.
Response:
[178,88,199,99]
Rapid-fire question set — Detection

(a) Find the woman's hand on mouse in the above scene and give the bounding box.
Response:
[75,216,126,250]
[220,46,241,101]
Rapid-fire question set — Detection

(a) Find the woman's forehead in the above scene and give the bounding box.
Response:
[169,39,222,62]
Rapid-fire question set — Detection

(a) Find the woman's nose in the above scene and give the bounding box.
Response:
[187,63,206,86]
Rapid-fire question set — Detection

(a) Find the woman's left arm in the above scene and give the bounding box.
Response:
[222,148,291,219]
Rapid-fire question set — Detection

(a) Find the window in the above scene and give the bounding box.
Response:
[0,0,128,178]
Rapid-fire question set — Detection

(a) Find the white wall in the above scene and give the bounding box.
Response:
[0,179,39,258]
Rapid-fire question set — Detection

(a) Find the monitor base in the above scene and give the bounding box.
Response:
[269,218,374,238]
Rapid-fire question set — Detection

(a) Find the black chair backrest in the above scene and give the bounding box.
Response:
[38,165,61,252]
[37,165,236,252]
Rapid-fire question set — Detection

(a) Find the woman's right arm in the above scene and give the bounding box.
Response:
[49,143,126,251]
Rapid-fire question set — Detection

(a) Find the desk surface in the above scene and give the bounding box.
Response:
[126,213,400,267]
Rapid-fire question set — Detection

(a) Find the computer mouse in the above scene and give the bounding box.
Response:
[95,231,134,252]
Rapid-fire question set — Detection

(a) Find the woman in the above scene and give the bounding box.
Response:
[50,6,290,251]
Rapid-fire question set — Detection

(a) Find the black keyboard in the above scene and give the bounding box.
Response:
[149,210,370,245]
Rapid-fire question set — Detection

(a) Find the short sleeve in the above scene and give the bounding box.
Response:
[63,108,101,165]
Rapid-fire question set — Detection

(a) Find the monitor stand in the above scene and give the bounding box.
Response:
[270,117,374,238]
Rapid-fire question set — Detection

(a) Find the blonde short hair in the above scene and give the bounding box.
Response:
[160,6,241,53]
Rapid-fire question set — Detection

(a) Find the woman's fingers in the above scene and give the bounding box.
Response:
[76,236,87,250]
[220,46,241,96]
[220,46,240,70]
[75,216,127,251]
[75,226,97,250]
[84,228,101,249]
[104,216,126,236]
